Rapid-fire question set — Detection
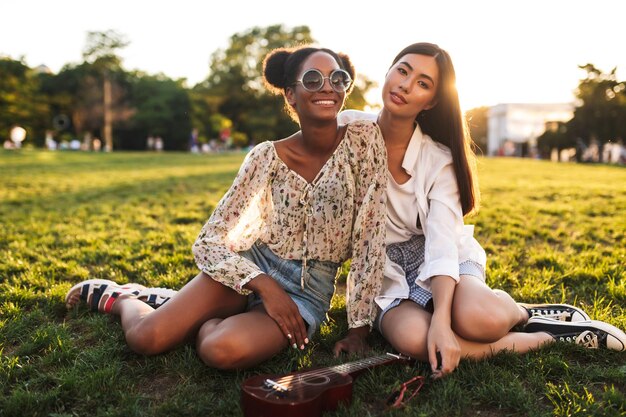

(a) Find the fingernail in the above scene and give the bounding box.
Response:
[304,338,309,344]
[292,343,298,349]
[287,333,292,339]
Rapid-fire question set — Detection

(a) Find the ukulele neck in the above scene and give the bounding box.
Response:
[329,353,408,377]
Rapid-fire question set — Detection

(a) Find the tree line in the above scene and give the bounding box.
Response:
[1,25,624,158]
[0,25,372,151]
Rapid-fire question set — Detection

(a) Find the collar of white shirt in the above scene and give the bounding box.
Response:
[401,122,425,176]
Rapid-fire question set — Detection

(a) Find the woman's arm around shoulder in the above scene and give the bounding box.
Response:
[334,121,388,354]
[337,109,377,125]
[345,120,387,170]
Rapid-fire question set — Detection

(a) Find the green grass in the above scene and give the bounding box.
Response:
[1,150,625,417]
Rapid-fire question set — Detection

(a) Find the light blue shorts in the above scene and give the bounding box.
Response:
[239,241,340,339]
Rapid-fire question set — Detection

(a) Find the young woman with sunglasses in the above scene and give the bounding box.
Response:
[65,45,388,369]
[339,42,626,378]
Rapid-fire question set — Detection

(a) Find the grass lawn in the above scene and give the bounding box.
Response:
[1,150,624,417]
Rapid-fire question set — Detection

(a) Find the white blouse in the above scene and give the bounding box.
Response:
[339,110,487,309]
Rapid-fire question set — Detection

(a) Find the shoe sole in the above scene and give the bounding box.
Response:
[526,317,626,351]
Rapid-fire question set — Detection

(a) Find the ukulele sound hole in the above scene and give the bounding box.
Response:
[299,374,330,386]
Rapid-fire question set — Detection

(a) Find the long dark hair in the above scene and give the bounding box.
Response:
[391,43,479,216]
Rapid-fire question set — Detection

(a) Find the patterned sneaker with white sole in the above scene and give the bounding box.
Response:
[518,303,590,322]
[65,279,145,314]
[525,316,626,351]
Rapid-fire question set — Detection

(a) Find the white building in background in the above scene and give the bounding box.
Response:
[487,103,574,156]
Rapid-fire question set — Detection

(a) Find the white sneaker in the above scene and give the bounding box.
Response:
[525,316,626,351]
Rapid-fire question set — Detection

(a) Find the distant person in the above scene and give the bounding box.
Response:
[189,128,199,153]
[65,45,388,369]
[45,131,57,151]
[154,136,163,151]
[146,135,155,151]
[339,42,626,378]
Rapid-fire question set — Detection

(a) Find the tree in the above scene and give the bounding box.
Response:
[56,64,104,143]
[195,25,313,144]
[536,122,570,160]
[38,64,85,142]
[567,64,626,161]
[0,57,50,146]
[82,30,130,151]
[41,62,135,149]
[119,73,192,150]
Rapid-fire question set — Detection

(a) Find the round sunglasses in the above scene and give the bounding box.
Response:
[292,69,353,93]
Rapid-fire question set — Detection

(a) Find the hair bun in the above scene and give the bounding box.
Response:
[263,49,291,90]
[337,52,355,82]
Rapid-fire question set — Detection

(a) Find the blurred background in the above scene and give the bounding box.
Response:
[1,0,625,163]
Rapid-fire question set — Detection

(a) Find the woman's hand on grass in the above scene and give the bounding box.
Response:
[333,325,370,356]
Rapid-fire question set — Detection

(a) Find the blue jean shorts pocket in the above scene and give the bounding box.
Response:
[305,260,339,303]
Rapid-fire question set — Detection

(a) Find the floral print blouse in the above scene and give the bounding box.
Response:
[193,120,387,328]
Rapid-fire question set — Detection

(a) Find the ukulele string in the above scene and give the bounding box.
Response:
[284,357,397,396]
[271,354,396,394]
[272,354,389,385]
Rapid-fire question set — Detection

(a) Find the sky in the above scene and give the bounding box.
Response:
[1,0,625,111]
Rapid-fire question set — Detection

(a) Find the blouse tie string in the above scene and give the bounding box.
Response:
[299,184,313,290]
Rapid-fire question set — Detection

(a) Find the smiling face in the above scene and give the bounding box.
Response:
[382,53,439,120]
[286,51,347,123]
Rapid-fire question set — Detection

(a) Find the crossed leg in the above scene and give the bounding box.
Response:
[196,307,290,370]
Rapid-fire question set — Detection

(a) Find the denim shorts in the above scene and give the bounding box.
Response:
[376,234,485,331]
[239,241,340,339]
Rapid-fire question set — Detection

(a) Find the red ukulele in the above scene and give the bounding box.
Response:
[241,352,411,417]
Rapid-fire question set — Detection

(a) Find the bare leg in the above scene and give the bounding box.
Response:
[110,272,248,355]
[196,307,289,370]
[379,301,430,360]
[381,301,552,363]
[451,275,529,342]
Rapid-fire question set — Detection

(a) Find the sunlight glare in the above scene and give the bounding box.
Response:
[226,190,265,247]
